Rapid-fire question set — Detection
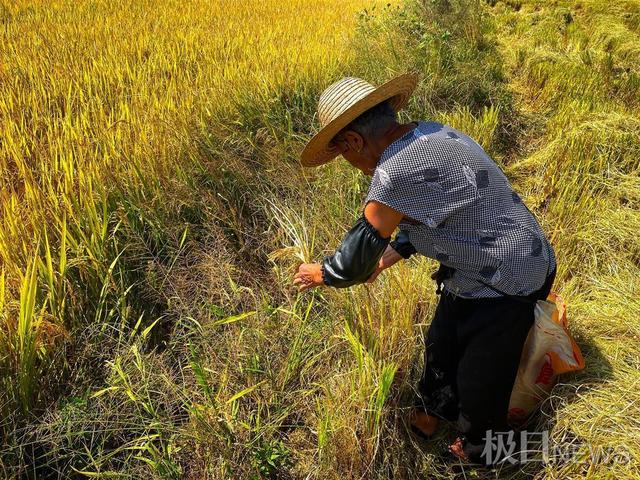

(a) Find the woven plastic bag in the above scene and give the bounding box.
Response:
[508,293,585,424]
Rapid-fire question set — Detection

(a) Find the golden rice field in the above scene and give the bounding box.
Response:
[0,0,366,420]
[1,0,639,479]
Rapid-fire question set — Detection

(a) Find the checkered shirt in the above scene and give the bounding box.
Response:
[365,120,556,298]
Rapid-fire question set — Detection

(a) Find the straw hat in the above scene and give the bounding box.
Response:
[301,73,419,167]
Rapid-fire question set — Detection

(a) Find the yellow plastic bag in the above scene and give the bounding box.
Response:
[508,293,585,424]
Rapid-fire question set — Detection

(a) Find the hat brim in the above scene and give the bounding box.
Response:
[300,72,419,167]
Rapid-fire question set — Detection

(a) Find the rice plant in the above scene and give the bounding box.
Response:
[1,0,638,478]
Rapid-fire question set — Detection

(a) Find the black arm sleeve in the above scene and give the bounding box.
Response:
[389,230,417,259]
[321,215,390,288]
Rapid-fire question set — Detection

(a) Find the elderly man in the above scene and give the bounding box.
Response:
[293,74,556,466]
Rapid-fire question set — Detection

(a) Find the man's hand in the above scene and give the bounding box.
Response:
[293,263,324,292]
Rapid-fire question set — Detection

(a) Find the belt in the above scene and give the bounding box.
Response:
[432,263,556,305]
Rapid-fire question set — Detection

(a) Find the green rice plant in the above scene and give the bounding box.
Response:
[3,255,47,414]
[366,362,397,441]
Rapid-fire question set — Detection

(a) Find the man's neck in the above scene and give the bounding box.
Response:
[372,121,419,159]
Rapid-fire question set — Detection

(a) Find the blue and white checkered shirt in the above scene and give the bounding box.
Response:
[366,120,556,298]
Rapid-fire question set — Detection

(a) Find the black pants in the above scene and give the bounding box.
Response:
[417,269,556,460]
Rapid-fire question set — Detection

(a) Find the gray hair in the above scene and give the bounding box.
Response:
[335,99,397,141]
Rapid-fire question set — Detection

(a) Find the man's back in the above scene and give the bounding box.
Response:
[366,120,556,298]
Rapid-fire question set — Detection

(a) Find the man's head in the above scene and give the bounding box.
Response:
[299,73,419,168]
[330,99,398,175]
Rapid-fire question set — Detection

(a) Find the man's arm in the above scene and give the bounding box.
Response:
[362,199,404,238]
[319,213,390,288]
[293,201,404,291]
[366,230,417,283]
